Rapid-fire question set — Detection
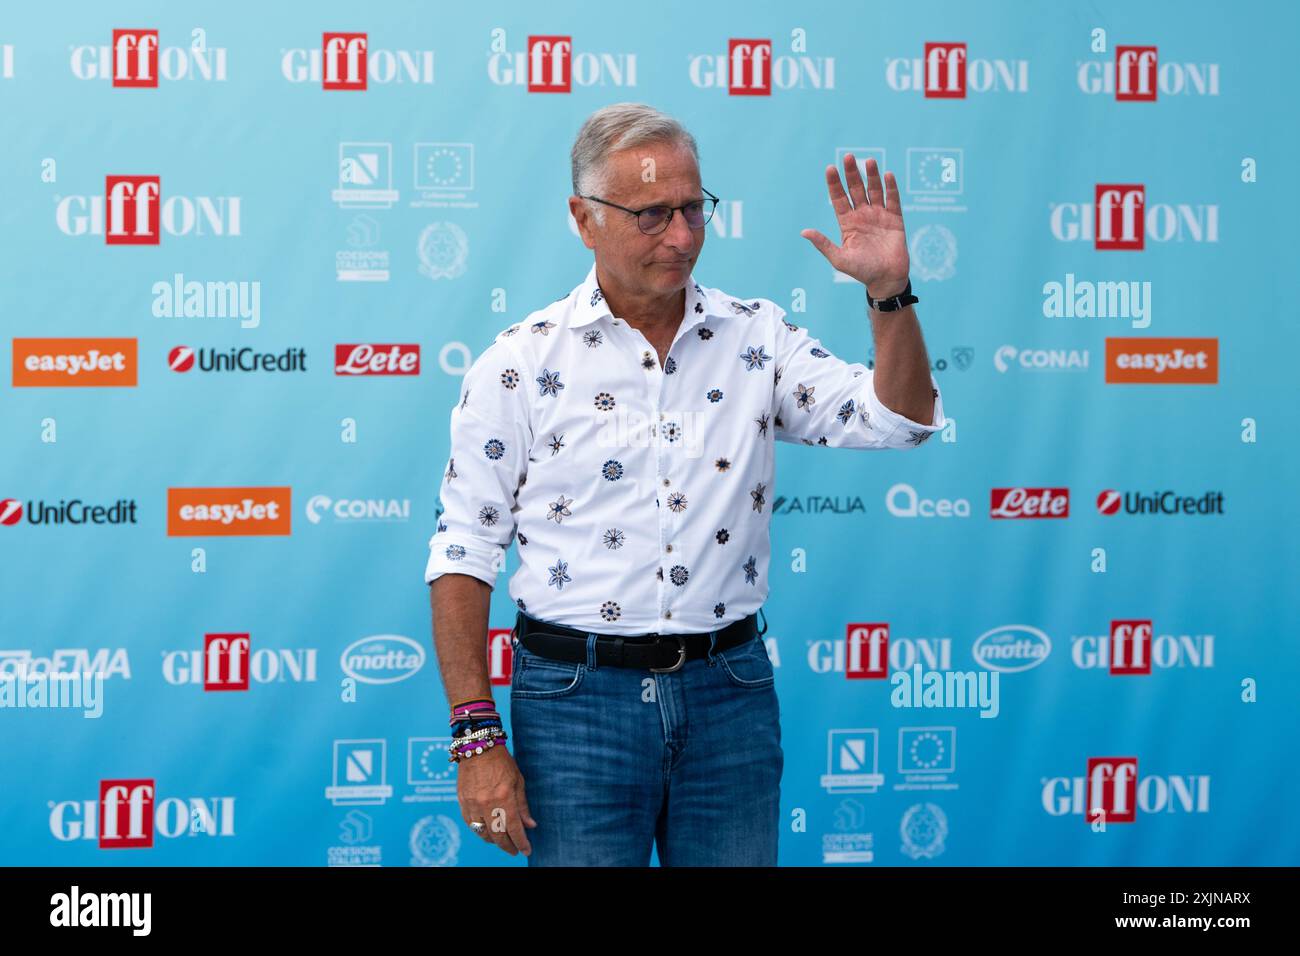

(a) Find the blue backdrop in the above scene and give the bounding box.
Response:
[2,0,1296,866]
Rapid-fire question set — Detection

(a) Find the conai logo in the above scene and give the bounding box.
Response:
[341,635,425,685]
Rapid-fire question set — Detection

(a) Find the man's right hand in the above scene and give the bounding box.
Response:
[457,745,537,856]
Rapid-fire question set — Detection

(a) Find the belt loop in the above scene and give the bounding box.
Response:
[756,607,768,637]
[585,633,599,670]
[706,628,719,664]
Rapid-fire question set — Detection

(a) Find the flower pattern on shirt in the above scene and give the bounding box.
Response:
[546,495,573,523]
[740,346,773,371]
[536,369,564,398]
[548,559,571,590]
[423,262,948,633]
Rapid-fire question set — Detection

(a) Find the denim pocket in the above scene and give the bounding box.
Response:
[715,635,775,689]
[510,641,585,699]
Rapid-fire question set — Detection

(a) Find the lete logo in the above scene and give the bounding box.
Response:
[340,635,425,685]
[972,625,1052,673]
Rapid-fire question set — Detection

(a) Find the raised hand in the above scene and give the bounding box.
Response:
[801,153,910,297]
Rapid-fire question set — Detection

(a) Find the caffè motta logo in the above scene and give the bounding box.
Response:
[167,487,292,536]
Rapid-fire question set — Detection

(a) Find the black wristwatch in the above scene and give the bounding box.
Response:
[866,278,918,313]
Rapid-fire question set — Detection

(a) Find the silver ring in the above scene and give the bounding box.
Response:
[469,821,486,833]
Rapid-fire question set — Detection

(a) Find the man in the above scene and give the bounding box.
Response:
[426,102,946,866]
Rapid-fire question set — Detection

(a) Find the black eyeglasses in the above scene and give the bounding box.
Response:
[579,187,719,235]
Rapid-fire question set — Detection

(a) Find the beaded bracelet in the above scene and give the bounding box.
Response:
[447,727,507,763]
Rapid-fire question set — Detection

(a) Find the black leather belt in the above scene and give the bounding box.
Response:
[512,608,767,673]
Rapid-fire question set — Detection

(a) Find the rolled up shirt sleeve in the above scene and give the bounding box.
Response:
[770,303,946,450]
[424,334,533,589]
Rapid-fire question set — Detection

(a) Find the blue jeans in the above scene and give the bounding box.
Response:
[508,615,783,866]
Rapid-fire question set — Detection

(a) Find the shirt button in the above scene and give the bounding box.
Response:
[665,544,673,552]
[664,611,672,619]
[662,478,670,487]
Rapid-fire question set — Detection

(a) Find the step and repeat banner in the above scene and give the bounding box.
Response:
[1,1,1296,866]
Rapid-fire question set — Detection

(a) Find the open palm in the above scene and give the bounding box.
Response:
[801,154,910,296]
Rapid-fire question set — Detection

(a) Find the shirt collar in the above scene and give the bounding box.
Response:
[570,261,711,329]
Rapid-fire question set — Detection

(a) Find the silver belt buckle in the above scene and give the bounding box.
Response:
[648,635,686,673]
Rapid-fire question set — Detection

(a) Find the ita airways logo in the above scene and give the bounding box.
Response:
[487,35,636,90]
[1104,337,1218,383]
[1071,621,1214,674]
[883,42,1028,97]
[48,779,236,846]
[1041,758,1211,823]
[12,338,137,387]
[55,176,241,241]
[167,487,292,536]
[335,344,420,375]
[70,30,228,85]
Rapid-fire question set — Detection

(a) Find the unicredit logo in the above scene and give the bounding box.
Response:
[1096,489,1224,516]
[168,346,307,373]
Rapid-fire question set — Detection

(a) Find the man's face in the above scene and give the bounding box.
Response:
[569,142,706,302]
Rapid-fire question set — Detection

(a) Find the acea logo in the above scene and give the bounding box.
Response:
[972,625,1052,673]
[341,635,425,685]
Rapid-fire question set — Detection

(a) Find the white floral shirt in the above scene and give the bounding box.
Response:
[424,262,948,634]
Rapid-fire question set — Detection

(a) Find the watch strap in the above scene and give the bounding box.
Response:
[867,278,918,313]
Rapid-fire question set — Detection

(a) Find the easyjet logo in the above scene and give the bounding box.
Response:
[12,338,138,387]
[1105,337,1217,383]
[167,487,292,536]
